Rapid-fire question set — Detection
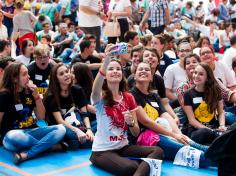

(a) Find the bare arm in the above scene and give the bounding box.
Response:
[27,81,45,119]
[166,88,177,100]
[80,5,99,15]
[91,44,115,104]
[87,104,96,114]
[59,8,65,20]
[11,32,19,42]
[136,106,188,144]
[60,38,72,45]
[79,5,106,19]
[217,100,227,131]
[230,92,236,103]
[183,105,208,129]
[33,96,45,120]
[161,98,180,124]
[1,10,14,18]
[112,6,132,18]
[219,34,224,47]
[80,106,94,141]
[164,8,170,25]
[181,16,199,28]
[140,10,150,26]
[88,63,102,70]
[128,110,140,137]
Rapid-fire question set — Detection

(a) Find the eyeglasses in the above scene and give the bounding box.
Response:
[200,50,212,56]
[36,56,49,60]
[179,49,191,53]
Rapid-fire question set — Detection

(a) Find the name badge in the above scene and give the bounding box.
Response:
[35,74,43,81]
[151,102,159,108]
[193,97,203,104]
[15,104,23,111]
[160,60,165,65]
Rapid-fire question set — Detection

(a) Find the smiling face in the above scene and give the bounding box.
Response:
[131,51,141,68]
[200,46,214,65]
[177,42,192,61]
[185,56,199,78]
[106,61,123,83]
[142,50,159,70]
[19,65,30,89]
[56,65,71,86]
[193,65,207,86]
[135,62,152,83]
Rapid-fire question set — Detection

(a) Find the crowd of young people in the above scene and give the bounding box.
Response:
[0,0,236,175]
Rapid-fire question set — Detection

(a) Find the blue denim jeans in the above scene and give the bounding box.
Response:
[64,127,92,150]
[158,135,213,168]
[3,125,66,158]
[58,48,73,64]
[225,106,236,125]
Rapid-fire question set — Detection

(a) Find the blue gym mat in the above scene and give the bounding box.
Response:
[0,147,217,176]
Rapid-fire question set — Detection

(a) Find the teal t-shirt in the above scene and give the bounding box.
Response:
[39,3,58,22]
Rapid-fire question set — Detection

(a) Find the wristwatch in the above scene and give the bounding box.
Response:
[127,119,135,127]
[97,11,101,17]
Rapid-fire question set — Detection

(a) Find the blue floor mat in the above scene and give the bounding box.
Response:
[0,147,217,176]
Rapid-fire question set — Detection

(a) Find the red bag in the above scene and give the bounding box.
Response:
[19,32,38,49]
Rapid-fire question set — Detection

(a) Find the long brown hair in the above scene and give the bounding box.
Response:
[102,59,128,106]
[0,62,24,103]
[44,63,71,108]
[199,63,221,113]
[72,62,94,99]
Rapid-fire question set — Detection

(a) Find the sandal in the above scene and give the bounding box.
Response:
[13,152,24,165]
[61,142,69,152]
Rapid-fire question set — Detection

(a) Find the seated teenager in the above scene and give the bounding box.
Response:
[70,62,97,132]
[0,63,66,164]
[71,39,102,77]
[129,48,180,124]
[183,63,227,145]
[44,63,94,149]
[15,39,35,66]
[27,46,54,95]
[130,62,213,168]
[90,44,163,175]
[177,54,236,126]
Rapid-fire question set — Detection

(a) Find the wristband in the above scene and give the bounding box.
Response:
[97,11,101,17]
[99,69,106,77]
[86,128,91,130]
